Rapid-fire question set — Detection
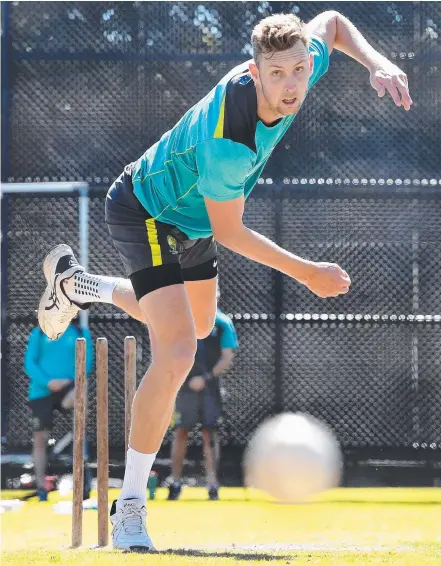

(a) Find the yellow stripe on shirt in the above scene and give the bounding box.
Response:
[213,94,226,138]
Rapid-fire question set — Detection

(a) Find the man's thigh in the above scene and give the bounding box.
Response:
[138,284,196,356]
[180,237,218,329]
[184,278,217,338]
[106,165,216,338]
[105,165,184,299]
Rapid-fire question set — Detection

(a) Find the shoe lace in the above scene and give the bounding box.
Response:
[121,505,146,536]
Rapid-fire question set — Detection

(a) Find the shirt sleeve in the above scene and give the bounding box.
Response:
[24,328,51,388]
[216,312,239,349]
[308,35,330,90]
[195,138,255,202]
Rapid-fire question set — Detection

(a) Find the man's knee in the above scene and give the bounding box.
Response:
[195,314,215,339]
[171,339,197,377]
[154,338,197,387]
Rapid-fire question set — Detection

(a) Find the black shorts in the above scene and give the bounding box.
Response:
[105,164,218,300]
[28,382,75,432]
[173,388,223,430]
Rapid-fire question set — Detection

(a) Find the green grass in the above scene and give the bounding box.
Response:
[2,488,440,565]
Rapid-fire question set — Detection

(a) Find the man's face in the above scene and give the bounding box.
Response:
[251,41,313,119]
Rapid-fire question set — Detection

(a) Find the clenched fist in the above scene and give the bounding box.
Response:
[188,375,205,392]
[303,262,351,298]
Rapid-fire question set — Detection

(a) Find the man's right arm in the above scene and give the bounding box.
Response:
[204,195,351,299]
[196,139,350,298]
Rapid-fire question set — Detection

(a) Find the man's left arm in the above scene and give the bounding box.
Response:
[307,11,412,111]
[210,348,235,378]
[207,317,238,379]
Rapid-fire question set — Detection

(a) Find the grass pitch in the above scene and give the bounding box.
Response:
[1,487,440,565]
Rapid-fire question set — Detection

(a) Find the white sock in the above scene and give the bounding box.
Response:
[117,447,157,509]
[63,272,121,305]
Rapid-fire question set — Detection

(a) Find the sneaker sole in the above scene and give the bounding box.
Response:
[38,244,82,340]
[37,283,57,339]
[125,546,154,553]
[112,542,155,552]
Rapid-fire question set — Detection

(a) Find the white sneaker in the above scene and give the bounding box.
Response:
[37,244,85,340]
[110,499,155,552]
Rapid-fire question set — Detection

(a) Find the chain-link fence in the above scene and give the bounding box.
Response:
[2,189,441,455]
[3,1,441,183]
[2,2,441,460]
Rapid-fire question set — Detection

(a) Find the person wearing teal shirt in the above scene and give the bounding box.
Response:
[25,322,93,501]
[38,12,412,549]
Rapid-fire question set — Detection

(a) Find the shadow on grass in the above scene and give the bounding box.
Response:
[311,500,441,506]
[162,498,440,506]
[156,549,293,561]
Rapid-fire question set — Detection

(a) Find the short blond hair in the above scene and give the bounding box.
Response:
[251,13,308,64]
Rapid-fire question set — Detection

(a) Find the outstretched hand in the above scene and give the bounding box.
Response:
[370,61,412,111]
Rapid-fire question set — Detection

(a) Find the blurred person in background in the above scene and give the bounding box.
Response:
[24,321,93,501]
[168,306,238,501]
[37,10,411,550]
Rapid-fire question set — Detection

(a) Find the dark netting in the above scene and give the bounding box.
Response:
[4,190,441,451]
[281,322,415,448]
[7,2,423,57]
[270,58,425,179]
[217,322,277,446]
[415,199,441,314]
[218,198,276,314]
[88,193,128,317]
[86,320,149,449]
[282,241,413,315]
[417,325,441,445]
[4,317,276,450]
[162,321,277,448]
[5,322,60,447]
[279,197,416,315]
[4,1,441,182]
[4,320,151,449]
[3,2,441,457]
[5,195,80,317]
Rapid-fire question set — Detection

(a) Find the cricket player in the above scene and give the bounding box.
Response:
[37,12,411,550]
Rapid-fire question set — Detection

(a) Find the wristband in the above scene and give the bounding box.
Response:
[204,370,215,382]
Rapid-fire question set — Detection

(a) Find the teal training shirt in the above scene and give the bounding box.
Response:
[25,325,94,401]
[132,37,329,240]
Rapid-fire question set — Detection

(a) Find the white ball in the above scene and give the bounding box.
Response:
[244,412,342,503]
